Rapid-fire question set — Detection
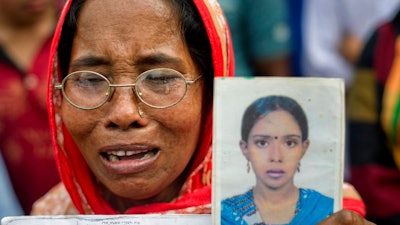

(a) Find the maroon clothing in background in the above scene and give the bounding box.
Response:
[0,35,60,214]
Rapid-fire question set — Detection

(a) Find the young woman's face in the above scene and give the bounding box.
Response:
[241,110,309,190]
[60,0,204,206]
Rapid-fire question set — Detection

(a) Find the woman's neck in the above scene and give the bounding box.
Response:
[253,184,300,224]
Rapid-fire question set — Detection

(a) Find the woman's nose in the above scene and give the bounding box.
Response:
[104,88,148,129]
[269,143,283,162]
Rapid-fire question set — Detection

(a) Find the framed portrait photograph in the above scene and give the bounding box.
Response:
[213,77,345,225]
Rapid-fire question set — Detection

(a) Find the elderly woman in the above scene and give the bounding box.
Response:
[31,0,373,224]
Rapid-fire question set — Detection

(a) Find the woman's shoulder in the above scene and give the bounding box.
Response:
[299,188,333,211]
[221,189,253,206]
[291,188,334,224]
[300,188,333,200]
[221,189,255,216]
[221,189,256,225]
[30,182,78,215]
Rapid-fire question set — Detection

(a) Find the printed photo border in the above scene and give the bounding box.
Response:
[213,77,344,224]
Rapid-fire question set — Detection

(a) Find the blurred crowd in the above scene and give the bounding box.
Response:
[0,0,63,217]
[1,0,400,224]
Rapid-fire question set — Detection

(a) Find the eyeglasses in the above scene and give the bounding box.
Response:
[55,68,202,110]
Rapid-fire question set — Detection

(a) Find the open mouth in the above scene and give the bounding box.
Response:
[101,149,159,162]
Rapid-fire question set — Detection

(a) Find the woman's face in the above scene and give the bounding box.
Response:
[241,110,309,190]
[61,0,203,206]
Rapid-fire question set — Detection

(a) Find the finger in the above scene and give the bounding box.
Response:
[317,210,376,225]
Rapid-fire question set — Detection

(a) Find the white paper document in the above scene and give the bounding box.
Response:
[1,214,211,225]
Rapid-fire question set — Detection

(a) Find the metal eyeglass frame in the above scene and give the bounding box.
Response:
[54,68,202,110]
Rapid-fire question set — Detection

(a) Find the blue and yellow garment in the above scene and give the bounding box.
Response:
[347,10,400,222]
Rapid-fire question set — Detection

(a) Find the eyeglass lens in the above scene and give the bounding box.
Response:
[135,69,187,108]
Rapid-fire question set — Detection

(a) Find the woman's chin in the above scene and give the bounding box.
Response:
[98,172,178,205]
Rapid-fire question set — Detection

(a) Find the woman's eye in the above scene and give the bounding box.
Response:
[141,74,183,95]
[285,140,298,148]
[255,140,269,148]
[146,74,180,84]
[72,73,106,88]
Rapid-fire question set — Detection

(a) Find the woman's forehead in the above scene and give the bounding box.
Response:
[69,0,191,70]
[78,0,177,31]
[252,110,301,133]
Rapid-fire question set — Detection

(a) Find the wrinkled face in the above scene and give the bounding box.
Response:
[61,0,203,207]
[240,110,309,190]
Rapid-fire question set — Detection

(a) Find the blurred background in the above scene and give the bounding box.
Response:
[2,0,400,224]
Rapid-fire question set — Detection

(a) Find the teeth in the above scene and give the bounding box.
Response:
[142,151,155,160]
[125,151,135,156]
[109,155,119,162]
[108,150,137,157]
[115,151,125,156]
[105,149,156,161]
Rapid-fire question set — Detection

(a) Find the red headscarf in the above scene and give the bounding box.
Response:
[47,0,234,214]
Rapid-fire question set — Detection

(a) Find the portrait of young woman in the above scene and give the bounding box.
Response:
[214,78,352,225]
[27,0,373,224]
[220,95,334,224]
